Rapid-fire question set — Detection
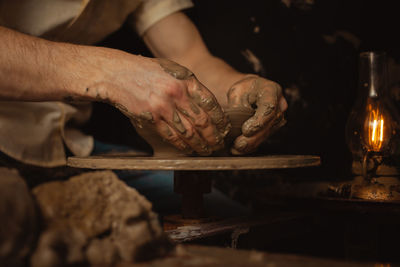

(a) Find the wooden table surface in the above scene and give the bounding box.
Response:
[119,244,376,267]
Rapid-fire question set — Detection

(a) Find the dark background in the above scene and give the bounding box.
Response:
[86,0,400,180]
[83,1,400,261]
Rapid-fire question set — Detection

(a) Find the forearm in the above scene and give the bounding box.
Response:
[0,26,136,102]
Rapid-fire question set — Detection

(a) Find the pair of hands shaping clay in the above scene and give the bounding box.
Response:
[117,59,287,157]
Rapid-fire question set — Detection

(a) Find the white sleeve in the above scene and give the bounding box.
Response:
[131,0,193,36]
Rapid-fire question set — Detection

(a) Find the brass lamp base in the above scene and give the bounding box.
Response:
[350,161,400,201]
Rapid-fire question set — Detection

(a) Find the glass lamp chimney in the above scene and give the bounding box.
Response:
[346,52,400,178]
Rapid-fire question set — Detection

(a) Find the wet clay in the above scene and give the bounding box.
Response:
[209,107,226,128]
[173,111,186,134]
[138,111,154,123]
[198,95,217,111]
[235,139,248,151]
[191,90,230,136]
[114,103,147,129]
[227,75,259,107]
[213,128,223,146]
[190,102,200,115]
[192,136,210,155]
[243,103,276,136]
[177,107,192,121]
[235,77,279,136]
[157,58,193,80]
[163,125,174,137]
[259,103,275,116]
[188,85,219,113]
[224,107,255,147]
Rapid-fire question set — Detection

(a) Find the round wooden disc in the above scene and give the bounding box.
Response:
[67,155,320,170]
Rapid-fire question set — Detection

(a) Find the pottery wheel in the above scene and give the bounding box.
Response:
[67,155,320,170]
[67,154,320,220]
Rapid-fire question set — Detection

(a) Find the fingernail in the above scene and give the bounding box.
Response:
[212,142,225,152]
[199,146,212,156]
[221,122,232,137]
[213,128,225,145]
[183,146,194,154]
[235,139,247,151]
[243,119,262,137]
[230,147,242,155]
[201,144,210,153]
[215,134,221,144]
[179,142,188,150]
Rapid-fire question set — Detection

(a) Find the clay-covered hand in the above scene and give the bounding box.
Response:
[227,75,288,155]
[97,57,231,156]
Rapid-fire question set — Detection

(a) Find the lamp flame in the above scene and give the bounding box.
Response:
[365,105,389,152]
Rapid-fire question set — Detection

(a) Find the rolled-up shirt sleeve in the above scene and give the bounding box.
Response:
[131,0,193,36]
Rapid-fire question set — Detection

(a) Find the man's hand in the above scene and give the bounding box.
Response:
[94,56,231,156]
[227,75,288,155]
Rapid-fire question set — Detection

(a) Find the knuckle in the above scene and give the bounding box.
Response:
[148,91,159,102]
[280,97,288,112]
[165,81,184,99]
[243,121,262,137]
[227,86,239,99]
[149,96,169,115]
[194,114,209,128]
[268,81,282,94]
[232,75,255,88]
[190,81,205,93]
[199,96,217,111]
[184,125,195,139]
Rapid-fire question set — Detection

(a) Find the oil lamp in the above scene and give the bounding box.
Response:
[346,51,400,184]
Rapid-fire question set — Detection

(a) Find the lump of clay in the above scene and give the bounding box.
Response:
[31,170,172,267]
[0,167,38,267]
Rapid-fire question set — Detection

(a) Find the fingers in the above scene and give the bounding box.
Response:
[241,79,282,137]
[227,75,287,155]
[176,101,225,152]
[279,95,288,112]
[187,80,231,137]
[150,78,230,155]
[165,109,213,155]
[231,114,287,155]
[153,106,222,156]
[227,75,257,108]
[153,120,193,154]
[122,77,230,155]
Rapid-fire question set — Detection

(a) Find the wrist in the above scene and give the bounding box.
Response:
[228,74,259,88]
[62,45,148,104]
[58,45,116,102]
